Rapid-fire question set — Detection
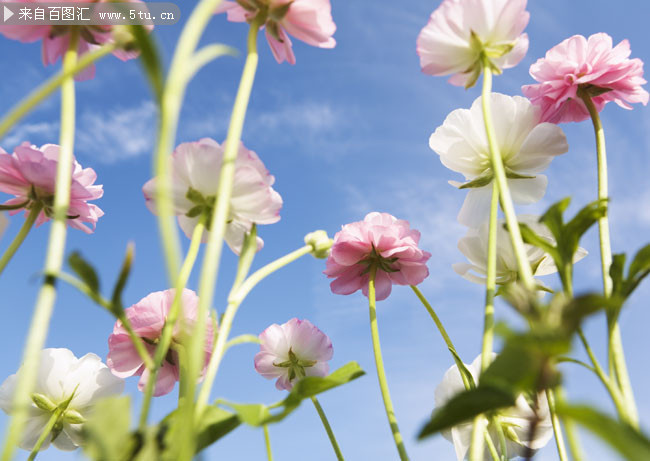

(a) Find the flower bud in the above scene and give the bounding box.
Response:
[304,230,332,259]
[62,409,86,424]
[31,393,57,412]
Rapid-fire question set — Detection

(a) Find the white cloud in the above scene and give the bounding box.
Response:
[76,100,156,163]
[2,121,59,150]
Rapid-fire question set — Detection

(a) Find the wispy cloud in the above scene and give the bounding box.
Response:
[3,121,59,149]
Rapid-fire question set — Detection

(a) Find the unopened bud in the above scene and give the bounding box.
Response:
[31,393,57,412]
[304,230,332,259]
[62,409,86,424]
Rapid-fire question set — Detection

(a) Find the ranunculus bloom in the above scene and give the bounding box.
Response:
[453,214,587,285]
[324,212,431,301]
[522,33,649,123]
[0,348,124,452]
[0,0,147,81]
[142,138,282,254]
[435,354,553,461]
[429,93,568,227]
[254,318,332,390]
[216,0,336,65]
[417,0,529,87]
[0,142,104,233]
[106,289,213,397]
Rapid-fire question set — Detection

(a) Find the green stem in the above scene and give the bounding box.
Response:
[0,43,116,141]
[263,425,273,461]
[555,387,584,461]
[410,285,458,353]
[578,91,637,427]
[546,389,569,461]
[368,266,409,460]
[0,204,42,276]
[480,61,534,290]
[26,409,62,461]
[188,19,262,430]
[138,217,205,429]
[469,416,486,461]
[480,181,499,371]
[1,30,79,461]
[196,244,313,413]
[311,397,344,461]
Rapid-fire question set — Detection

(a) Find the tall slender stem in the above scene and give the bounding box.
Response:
[26,409,62,461]
[311,396,344,461]
[263,425,273,461]
[546,389,569,461]
[410,285,457,353]
[469,416,487,461]
[1,30,79,461]
[368,266,409,460]
[188,19,262,426]
[138,217,205,429]
[480,62,534,290]
[0,204,42,277]
[579,91,637,427]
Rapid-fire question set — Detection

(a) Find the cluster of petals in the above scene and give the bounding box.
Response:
[216,0,336,65]
[142,138,282,254]
[324,212,431,301]
[0,142,104,233]
[429,93,568,227]
[522,33,649,123]
[106,289,214,397]
[417,0,530,87]
[0,0,147,80]
[0,348,124,452]
[254,318,333,390]
[453,214,587,285]
[435,354,553,460]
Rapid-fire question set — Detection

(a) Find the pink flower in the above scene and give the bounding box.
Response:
[254,318,332,390]
[106,289,214,397]
[142,138,282,254]
[0,0,147,81]
[215,0,336,65]
[0,142,103,233]
[324,212,431,301]
[522,33,649,123]
[417,0,529,87]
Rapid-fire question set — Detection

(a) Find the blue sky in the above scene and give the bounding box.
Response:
[2,0,650,459]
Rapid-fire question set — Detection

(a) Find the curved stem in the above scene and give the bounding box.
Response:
[0,204,42,277]
[480,62,534,290]
[138,217,205,429]
[578,91,637,427]
[368,266,409,460]
[263,425,273,461]
[546,389,569,461]
[1,30,79,461]
[196,244,312,413]
[410,285,457,353]
[311,396,344,461]
[0,43,116,141]
[189,18,262,424]
[26,409,61,461]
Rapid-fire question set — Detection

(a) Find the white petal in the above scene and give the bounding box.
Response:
[0,373,17,413]
[458,186,493,227]
[52,429,79,451]
[509,122,568,173]
[508,176,548,205]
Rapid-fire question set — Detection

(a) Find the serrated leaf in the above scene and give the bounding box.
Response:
[68,252,100,294]
[556,404,650,461]
[417,386,515,440]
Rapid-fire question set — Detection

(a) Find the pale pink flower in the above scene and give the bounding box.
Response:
[0,348,124,452]
[522,33,649,123]
[324,212,431,301]
[142,138,282,254]
[0,0,147,81]
[417,0,529,87]
[254,318,332,391]
[0,142,103,233]
[215,0,336,65]
[106,289,213,397]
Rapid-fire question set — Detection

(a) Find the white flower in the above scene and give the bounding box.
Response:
[435,354,553,461]
[142,138,283,254]
[417,0,530,87]
[429,93,568,227]
[0,348,124,452]
[453,214,587,285]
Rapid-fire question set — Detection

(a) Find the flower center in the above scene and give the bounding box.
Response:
[358,244,400,274]
[273,348,317,381]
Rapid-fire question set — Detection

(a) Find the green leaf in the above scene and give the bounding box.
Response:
[418,386,516,440]
[68,251,100,294]
[625,244,650,296]
[561,294,618,331]
[540,197,570,242]
[129,25,164,102]
[225,403,271,427]
[162,405,240,454]
[458,172,493,189]
[610,253,626,298]
[82,397,136,461]
[111,243,134,311]
[556,404,650,461]
[518,223,560,262]
[448,347,476,390]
